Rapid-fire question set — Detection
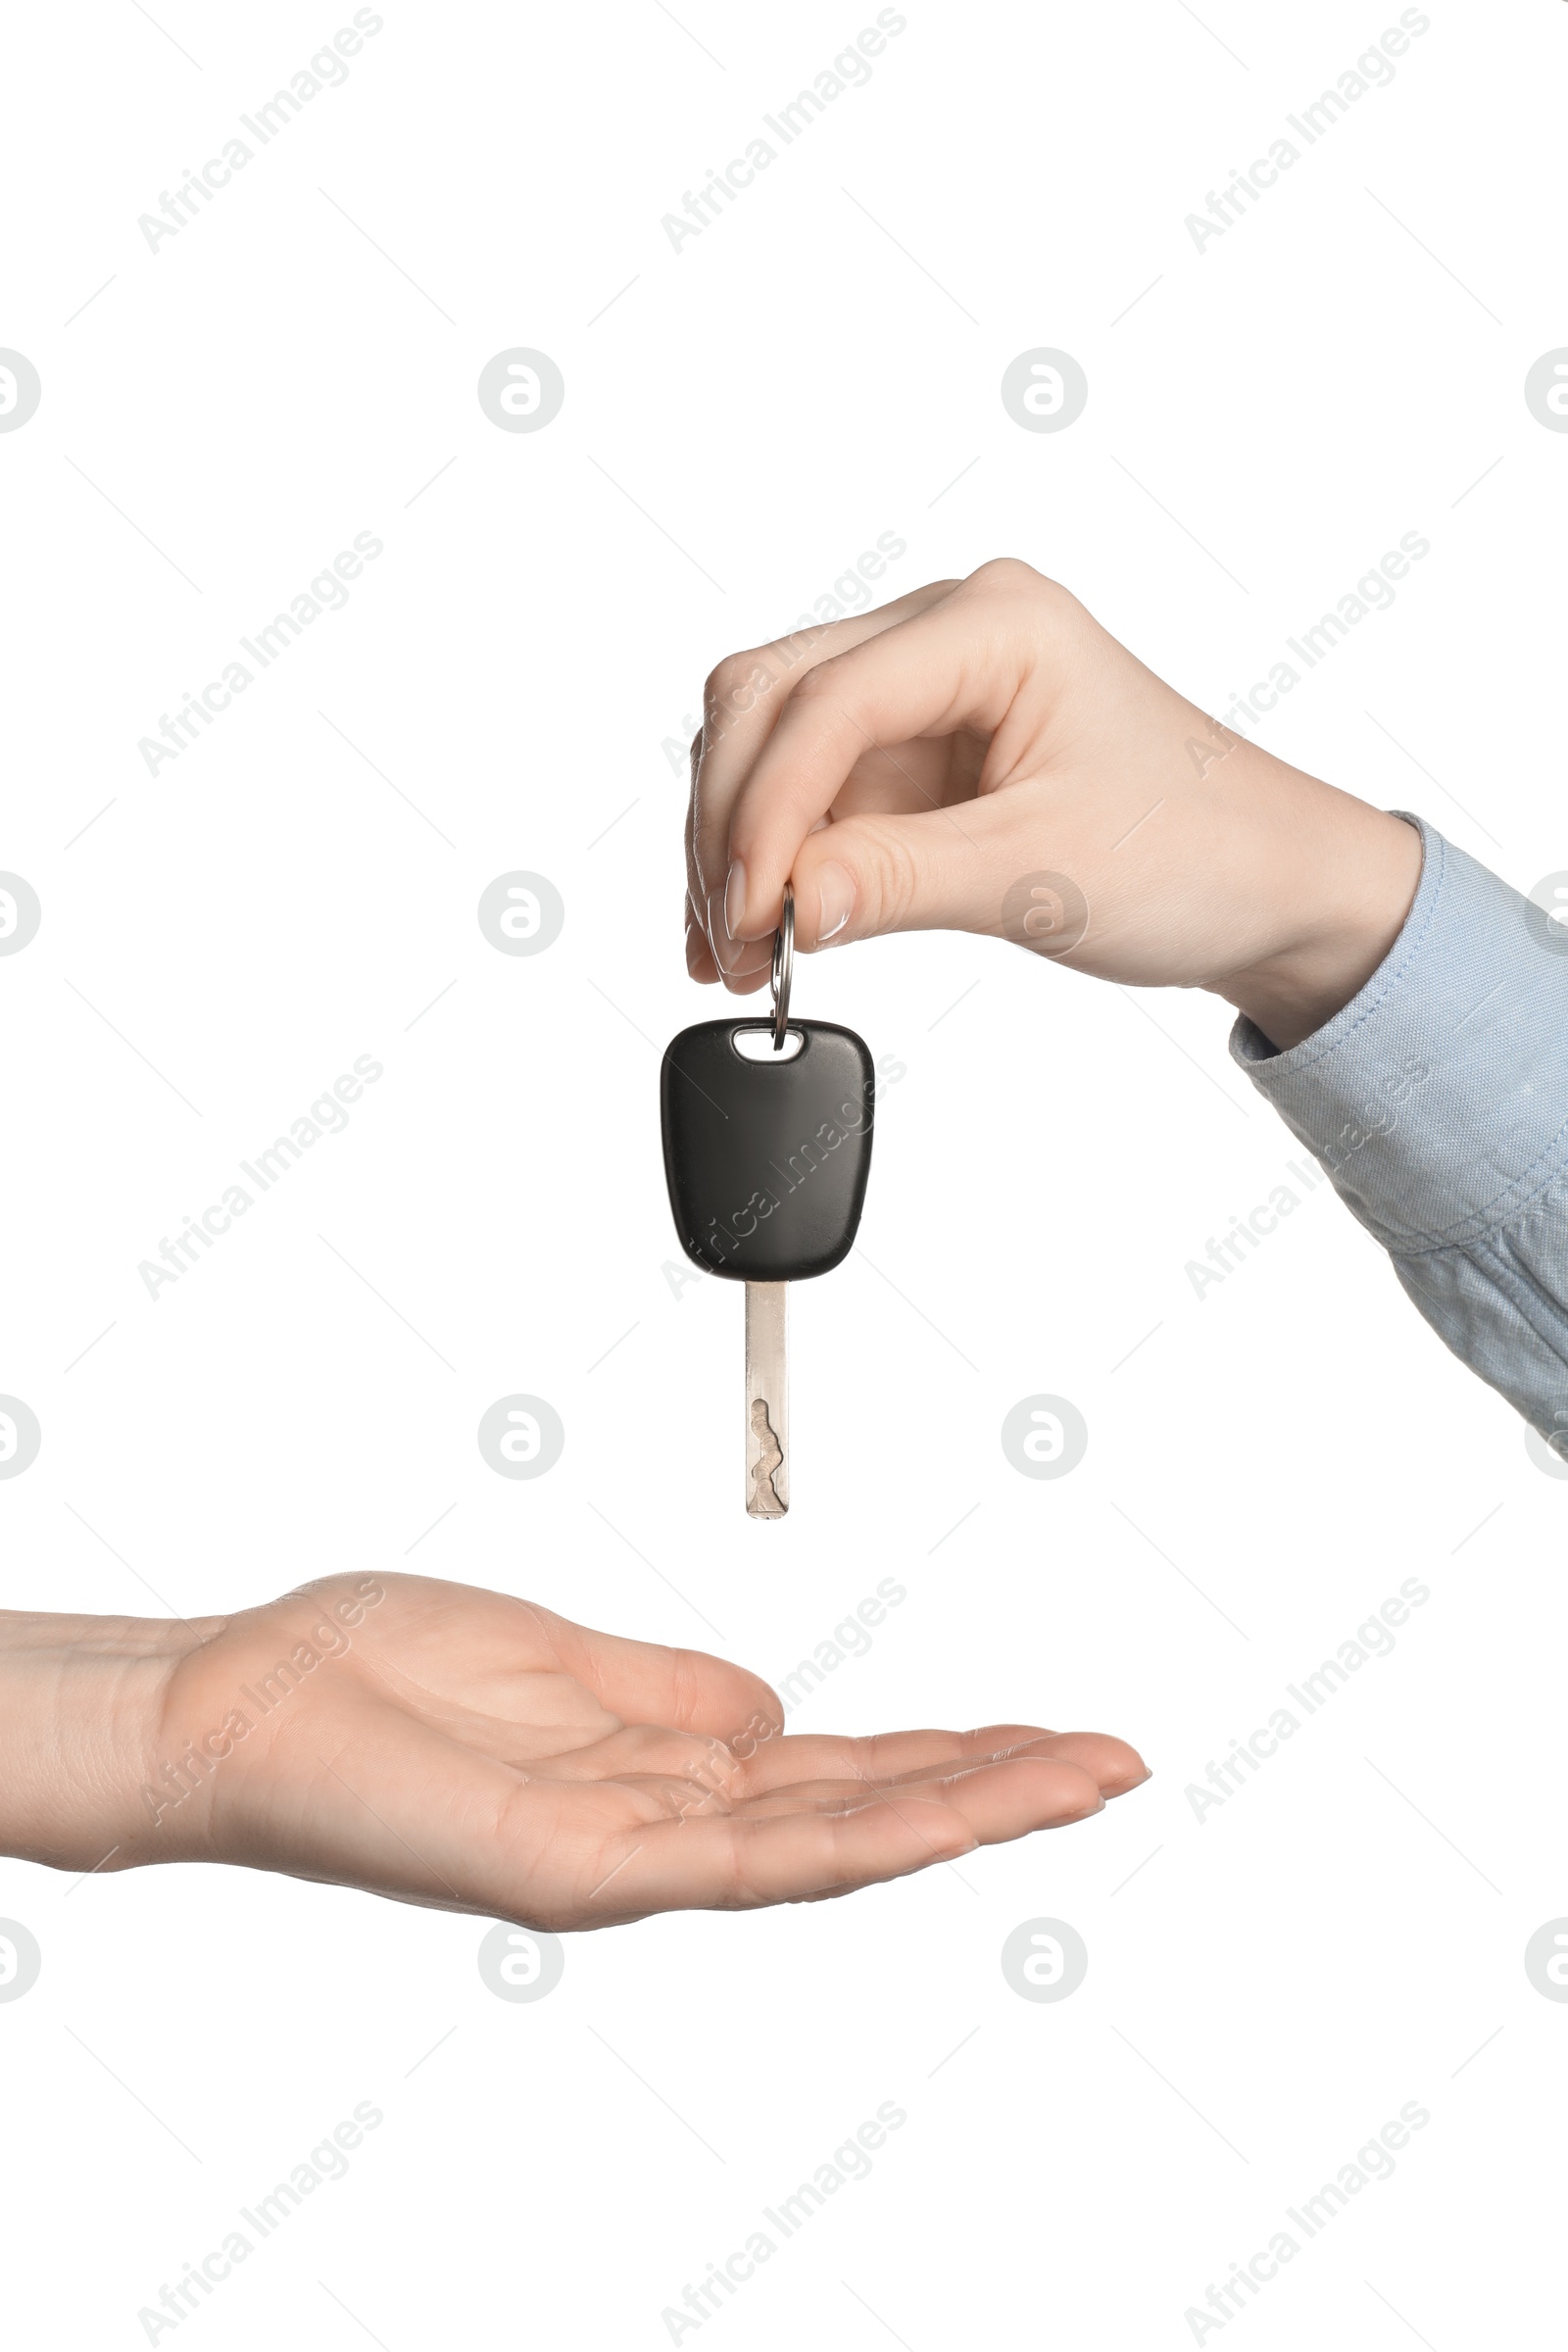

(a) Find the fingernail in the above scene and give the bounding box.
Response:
[813,860,856,946]
[706,880,741,972]
[685,920,706,976]
[724,858,748,941]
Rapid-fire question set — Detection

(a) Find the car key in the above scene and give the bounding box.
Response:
[662,884,875,1517]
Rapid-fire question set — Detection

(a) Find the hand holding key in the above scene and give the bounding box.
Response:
[684,558,1423,1053]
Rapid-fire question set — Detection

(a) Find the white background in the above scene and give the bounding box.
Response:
[2,0,1566,2343]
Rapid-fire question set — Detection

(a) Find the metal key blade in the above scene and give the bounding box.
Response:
[744,1281,789,1519]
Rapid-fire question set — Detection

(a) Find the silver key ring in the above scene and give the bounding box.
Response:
[770,881,795,1051]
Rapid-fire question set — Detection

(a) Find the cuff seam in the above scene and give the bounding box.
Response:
[1408,1231,1568,1402]
[1379,1143,1568,1259]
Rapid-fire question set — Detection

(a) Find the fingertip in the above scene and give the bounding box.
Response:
[1029,1757,1106,1820]
[1104,1750,1152,1797]
[727,1663,784,1732]
[704,879,739,971]
[1036,1733,1152,1797]
[685,912,718,982]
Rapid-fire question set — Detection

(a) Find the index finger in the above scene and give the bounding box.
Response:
[723,593,1016,946]
[688,581,956,968]
[526,1603,785,1748]
[734,1725,1149,1798]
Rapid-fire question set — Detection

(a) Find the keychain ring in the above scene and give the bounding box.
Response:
[770,881,795,1050]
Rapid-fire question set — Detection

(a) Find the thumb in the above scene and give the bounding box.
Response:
[790,799,1055,953]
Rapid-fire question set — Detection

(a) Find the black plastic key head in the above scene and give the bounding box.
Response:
[661,1020,875,1282]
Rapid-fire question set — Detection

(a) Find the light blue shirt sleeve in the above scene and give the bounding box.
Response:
[1228,814,1568,1446]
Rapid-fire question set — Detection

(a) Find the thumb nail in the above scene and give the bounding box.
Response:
[723,858,748,942]
[813,861,856,946]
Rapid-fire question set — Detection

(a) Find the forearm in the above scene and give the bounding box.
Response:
[0,1610,205,1871]
[1200,750,1425,1051]
[1226,815,1568,1443]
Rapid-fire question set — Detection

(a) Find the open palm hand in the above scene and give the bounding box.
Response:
[92,1573,1149,1931]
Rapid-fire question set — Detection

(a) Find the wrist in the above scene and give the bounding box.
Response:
[0,1609,214,1874]
[1206,772,1423,1053]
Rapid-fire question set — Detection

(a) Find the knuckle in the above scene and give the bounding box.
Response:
[969,554,1053,596]
[286,1569,380,1610]
[858,827,919,931]
[669,1731,741,1795]
[704,650,777,724]
[702,654,747,709]
[789,652,854,710]
[965,557,1084,639]
[1033,572,1080,618]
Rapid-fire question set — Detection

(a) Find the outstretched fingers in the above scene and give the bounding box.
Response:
[737,1753,1105,1840]
[566,1794,979,1922]
[733,1723,1148,1801]
[565,1740,1139,1925]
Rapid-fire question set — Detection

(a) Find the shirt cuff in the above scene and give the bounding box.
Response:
[1228,815,1568,1253]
